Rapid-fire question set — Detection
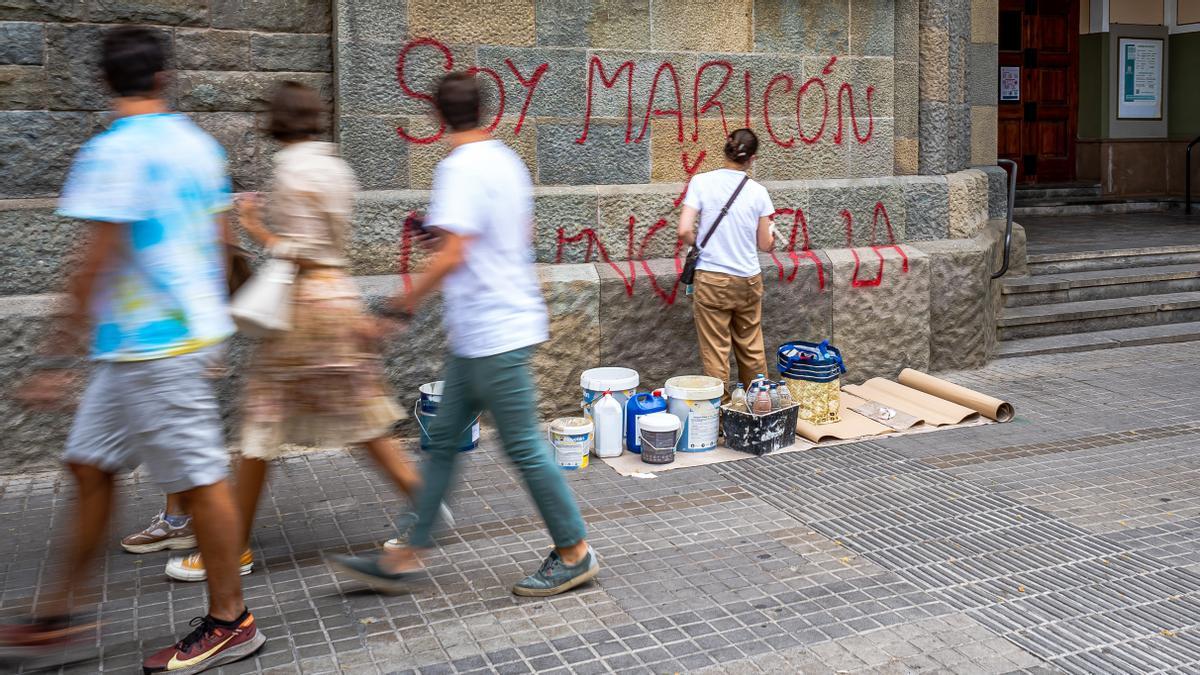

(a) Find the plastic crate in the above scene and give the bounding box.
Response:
[720,404,799,455]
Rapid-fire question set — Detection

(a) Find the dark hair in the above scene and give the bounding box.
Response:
[723,128,759,164]
[266,81,326,142]
[100,26,166,97]
[435,72,481,132]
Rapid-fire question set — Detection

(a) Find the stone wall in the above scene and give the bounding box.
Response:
[0,1,334,198]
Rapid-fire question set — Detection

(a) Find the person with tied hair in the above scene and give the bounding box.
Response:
[161,81,451,583]
[677,128,777,400]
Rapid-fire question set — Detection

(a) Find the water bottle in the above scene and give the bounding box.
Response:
[769,383,781,411]
[752,386,773,415]
[777,380,794,408]
[731,383,747,412]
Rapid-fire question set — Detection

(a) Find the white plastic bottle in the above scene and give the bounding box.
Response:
[593,391,624,458]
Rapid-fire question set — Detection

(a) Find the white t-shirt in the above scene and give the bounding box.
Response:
[426,140,549,358]
[682,169,775,278]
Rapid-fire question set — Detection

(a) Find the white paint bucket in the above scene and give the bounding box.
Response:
[664,375,724,452]
[416,381,480,452]
[580,367,639,447]
[548,417,593,470]
[639,412,680,465]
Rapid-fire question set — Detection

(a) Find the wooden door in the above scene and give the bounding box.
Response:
[997,0,1079,183]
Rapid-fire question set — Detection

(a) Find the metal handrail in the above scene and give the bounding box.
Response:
[1187,136,1200,215]
[991,159,1018,279]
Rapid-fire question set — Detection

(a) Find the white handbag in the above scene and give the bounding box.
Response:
[230,257,298,337]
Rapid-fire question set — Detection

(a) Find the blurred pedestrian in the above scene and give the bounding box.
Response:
[0,26,265,673]
[330,72,598,596]
[677,128,776,399]
[160,81,450,583]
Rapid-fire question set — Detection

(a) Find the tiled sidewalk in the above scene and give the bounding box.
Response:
[4,341,1200,673]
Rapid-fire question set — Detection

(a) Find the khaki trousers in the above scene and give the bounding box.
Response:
[692,270,768,400]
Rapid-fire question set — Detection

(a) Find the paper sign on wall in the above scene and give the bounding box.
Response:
[1118,37,1163,119]
[999,66,1020,101]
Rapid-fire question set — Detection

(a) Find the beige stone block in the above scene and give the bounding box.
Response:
[409,0,536,46]
[919,27,949,102]
[970,105,997,166]
[894,137,918,175]
[535,264,601,418]
[947,168,989,238]
[971,0,998,43]
[407,116,538,188]
[588,0,651,49]
[651,0,753,52]
[651,118,726,183]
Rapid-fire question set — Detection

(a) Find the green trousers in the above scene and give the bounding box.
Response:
[408,346,588,549]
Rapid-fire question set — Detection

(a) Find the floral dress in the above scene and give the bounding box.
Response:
[239,142,403,458]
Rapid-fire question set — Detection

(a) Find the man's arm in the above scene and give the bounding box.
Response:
[392,230,469,315]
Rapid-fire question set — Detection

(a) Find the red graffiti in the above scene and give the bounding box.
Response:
[768,208,825,290]
[673,150,707,207]
[505,59,548,136]
[763,74,795,148]
[395,38,454,144]
[636,62,685,143]
[466,65,505,133]
[553,216,683,305]
[796,77,829,145]
[834,83,875,144]
[842,203,908,288]
[576,57,635,144]
[693,60,733,141]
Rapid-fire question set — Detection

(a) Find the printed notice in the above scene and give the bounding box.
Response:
[1118,38,1163,119]
[999,66,1019,102]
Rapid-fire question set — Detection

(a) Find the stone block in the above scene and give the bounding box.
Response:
[850,0,895,56]
[0,0,84,21]
[834,56,894,118]
[651,118,726,183]
[211,0,331,33]
[336,0,407,44]
[971,0,998,44]
[338,40,474,117]
[651,0,752,52]
[87,0,208,25]
[947,34,967,107]
[918,100,948,174]
[595,183,685,262]
[893,60,919,138]
[759,251,834,356]
[534,0,651,49]
[897,175,949,240]
[0,111,95,198]
[596,257,697,389]
[848,117,893,178]
[0,204,76,294]
[190,112,273,193]
[174,71,331,113]
[754,0,848,55]
[0,65,47,108]
[967,42,997,106]
[894,136,918,175]
[408,0,536,46]
[894,0,920,61]
[537,121,650,185]
[534,188,599,264]
[977,164,1008,219]
[349,190,429,276]
[950,101,971,170]
[175,28,250,72]
[578,51,699,123]
[827,244,930,382]
[909,236,992,370]
[251,33,332,72]
[338,115,409,190]
[406,117,536,188]
[475,47,587,120]
[0,22,44,65]
[918,26,949,102]
[947,168,988,238]
[970,105,996,166]
[534,264,601,418]
[804,178,906,250]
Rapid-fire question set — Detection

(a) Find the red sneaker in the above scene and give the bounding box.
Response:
[142,611,265,674]
[0,617,95,668]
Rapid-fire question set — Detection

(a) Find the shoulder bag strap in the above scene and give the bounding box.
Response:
[697,175,751,251]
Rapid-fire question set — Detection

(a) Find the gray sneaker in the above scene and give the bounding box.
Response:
[512,547,599,597]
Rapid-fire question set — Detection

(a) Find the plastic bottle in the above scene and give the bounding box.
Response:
[777,380,794,408]
[752,386,773,415]
[769,382,781,411]
[593,391,624,458]
[730,383,747,412]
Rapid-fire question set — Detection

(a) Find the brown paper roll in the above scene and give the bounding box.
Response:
[898,368,1015,422]
[845,379,978,427]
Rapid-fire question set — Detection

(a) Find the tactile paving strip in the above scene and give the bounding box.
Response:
[721,442,1200,674]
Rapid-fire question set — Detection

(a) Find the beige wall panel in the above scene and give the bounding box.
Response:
[1110,0,1164,26]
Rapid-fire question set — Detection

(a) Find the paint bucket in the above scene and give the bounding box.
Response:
[580,367,639,447]
[639,412,680,465]
[415,381,480,452]
[548,417,593,470]
[664,375,724,453]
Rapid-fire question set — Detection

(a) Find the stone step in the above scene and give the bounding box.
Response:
[1001,263,1200,307]
[1013,185,1102,203]
[997,321,1200,357]
[997,291,1200,339]
[1027,245,1200,275]
[1013,199,1174,218]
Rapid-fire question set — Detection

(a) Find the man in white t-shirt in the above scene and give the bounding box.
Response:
[332,73,597,597]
